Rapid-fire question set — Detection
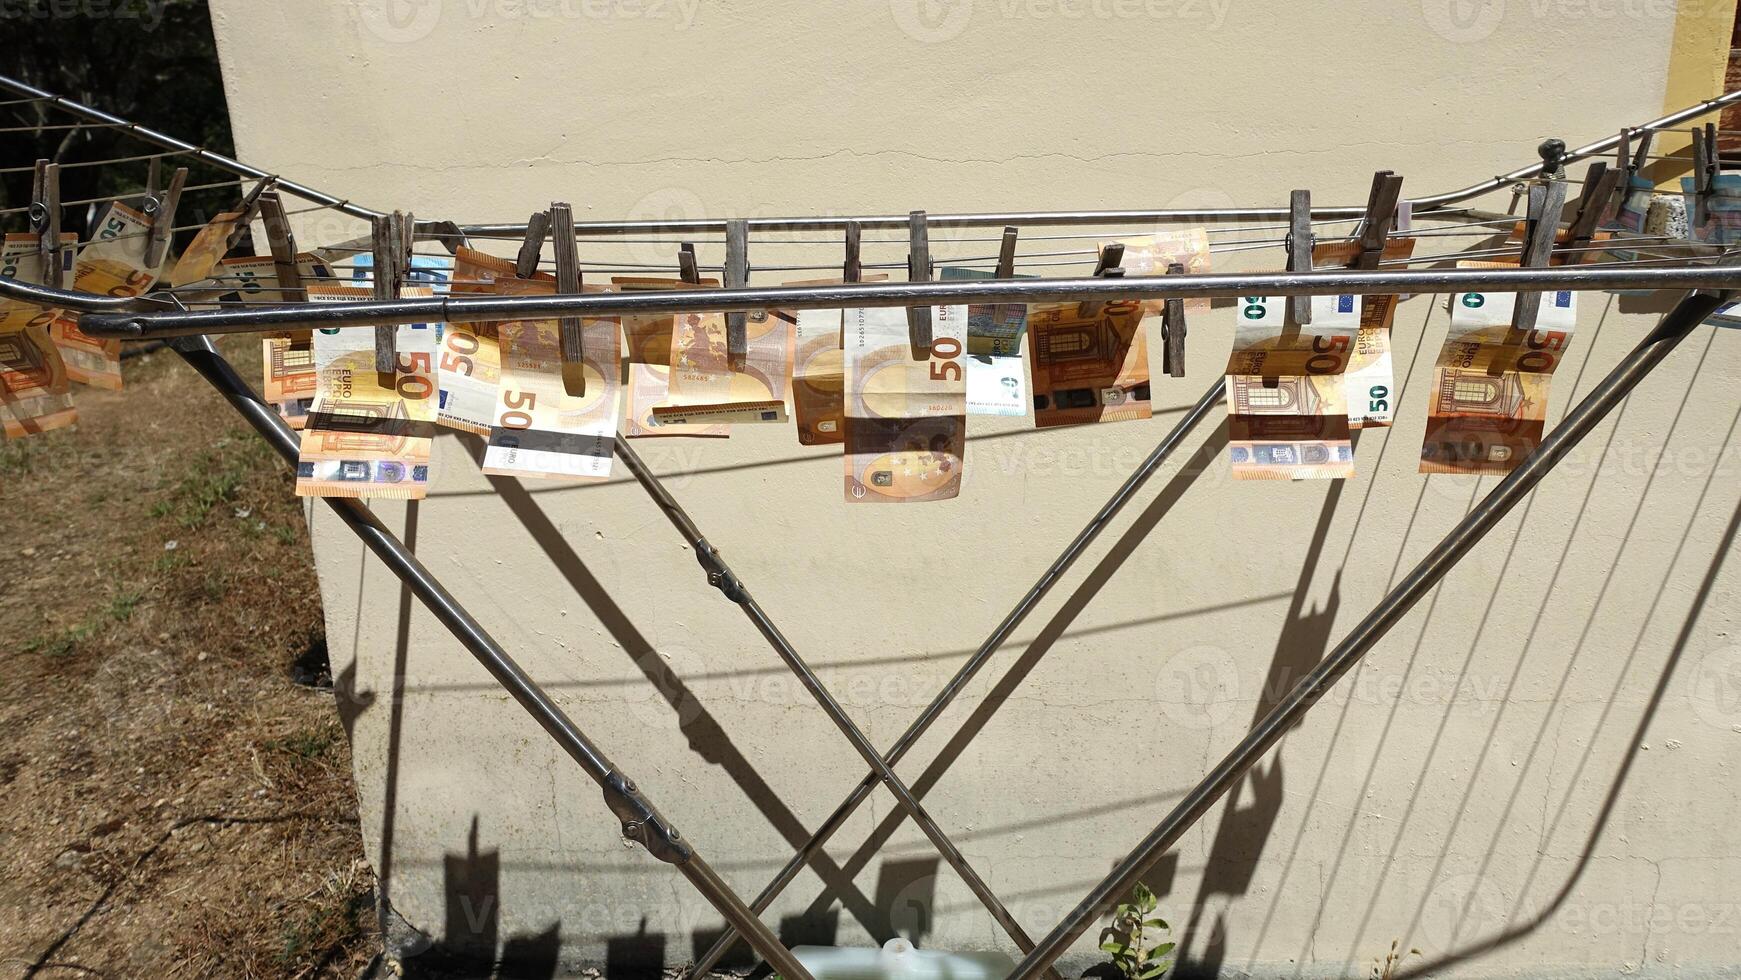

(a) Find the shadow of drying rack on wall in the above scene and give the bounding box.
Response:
[4,70,1741,980]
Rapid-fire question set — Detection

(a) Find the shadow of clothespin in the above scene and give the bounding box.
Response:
[1160,262,1187,378]
[142,165,188,271]
[725,218,749,370]
[994,226,1018,279]
[1491,174,1570,376]
[514,210,550,280]
[550,202,585,396]
[1077,242,1125,318]
[906,210,932,359]
[30,159,62,289]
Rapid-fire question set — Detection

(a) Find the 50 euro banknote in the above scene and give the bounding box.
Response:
[293,285,439,498]
[790,276,886,445]
[1420,263,1577,475]
[844,304,968,503]
[483,281,623,482]
[1028,299,1152,428]
[1225,287,1363,480]
[1310,237,1418,429]
[50,202,160,390]
[0,234,78,439]
[435,248,552,435]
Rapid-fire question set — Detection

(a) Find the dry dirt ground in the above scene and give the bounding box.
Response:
[0,337,378,979]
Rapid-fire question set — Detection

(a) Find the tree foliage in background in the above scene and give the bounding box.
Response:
[0,0,235,239]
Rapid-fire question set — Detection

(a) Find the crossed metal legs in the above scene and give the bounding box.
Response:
[174,281,1723,980]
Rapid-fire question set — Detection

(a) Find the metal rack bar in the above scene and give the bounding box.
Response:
[1000,282,1735,980]
[54,263,1741,337]
[163,333,817,980]
[610,442,1059,977]
[685,378,1227,978]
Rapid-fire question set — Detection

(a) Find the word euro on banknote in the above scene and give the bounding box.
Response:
[1225,286,1363,480]
[844,304,968,503]
[939,266,1030,417]
[1028,298,1151,428]
[50,203,160,390]
[484,281,623,482]
[294,285,438,498]
[0,234,77,439]
[1420,264,1577,475]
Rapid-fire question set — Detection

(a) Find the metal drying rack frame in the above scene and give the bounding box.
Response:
[5,72,1741,980]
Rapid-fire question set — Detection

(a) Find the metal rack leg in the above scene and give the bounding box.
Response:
[615,439,1062,979]
[167,335,816,980]
[1000,286,1733,980]
[674,380,1228,978]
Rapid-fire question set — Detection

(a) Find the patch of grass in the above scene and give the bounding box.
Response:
[265,723,341,765]
[0,433,66,477]
[106,589,144,623]
[25,623,96,657]
[277,887,372,969]
[151,432,275,529]
[200,571,228,602]
[152,553,189,574]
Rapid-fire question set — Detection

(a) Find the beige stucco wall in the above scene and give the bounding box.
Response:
[210,2,1741,976]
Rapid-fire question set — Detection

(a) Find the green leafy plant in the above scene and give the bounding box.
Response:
[1370,939,1419,979]
[1098,883,1174,980]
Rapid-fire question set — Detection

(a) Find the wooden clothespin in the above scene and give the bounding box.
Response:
[31,159,62,289]
[257,191,304,304]
[1490,176,1570,376]
[724,218,750,369]
[549,202,586,396]
[1560,161,1622,264]
[1609,127,1653,218]
[370,212,412,377]
[906,210,932,359]
[1285,189,1314,330]
[428,220,470,257]
[994,226,1018,279]
[842,220,862,284]
[1160,262,1187,378]
[1352,172,1405,272]
[1690,124,1719,231]
[143,166,188,269]
[514,209,551,279]
[1078,242,1125,318]
[678,241,701,285]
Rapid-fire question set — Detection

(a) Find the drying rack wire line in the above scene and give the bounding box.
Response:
[3,69,1738,232]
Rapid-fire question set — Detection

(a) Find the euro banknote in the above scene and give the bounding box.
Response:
[1225,279,1363,480]
[790,276,889,446]
[844,304,968,503]
[169,209,245,288]
[484,281,622,482]
[50,202,160,390]
[612,277,728,438]
[1420,262,1577,475]
[1311,238,1418,429]
[1112,228,1212,315]
[0,234,78,439]
[1028,299,1151,428]
[438,247,548,435]
[293,285,438,498]
[939,266,1030,417]
[666,304,793,428]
